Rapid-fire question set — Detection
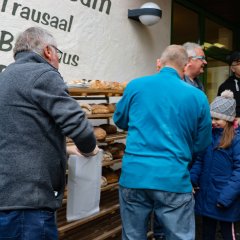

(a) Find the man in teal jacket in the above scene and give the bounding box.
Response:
[113,44,212,240]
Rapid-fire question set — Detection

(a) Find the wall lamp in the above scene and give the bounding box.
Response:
[128,2,162,26]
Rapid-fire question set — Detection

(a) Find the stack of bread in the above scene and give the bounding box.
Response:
[102,167,119,184]
[100,142,125,160]
[79,103,116,115]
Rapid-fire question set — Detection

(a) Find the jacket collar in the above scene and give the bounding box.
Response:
[14,51,57,70]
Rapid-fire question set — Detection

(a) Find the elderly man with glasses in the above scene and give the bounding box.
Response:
[182,42,207,92]
[0,27,98,239]
[156,42,207,92]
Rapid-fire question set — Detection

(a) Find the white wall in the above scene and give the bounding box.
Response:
[0,0,171,82]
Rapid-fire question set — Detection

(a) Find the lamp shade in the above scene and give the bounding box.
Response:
[139,2,161,26]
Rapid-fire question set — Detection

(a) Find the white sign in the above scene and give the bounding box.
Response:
[0,0,171,82]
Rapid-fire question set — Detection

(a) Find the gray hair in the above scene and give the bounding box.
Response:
[160,44,188,69]
[13,27,57,59]
[182,42,203,57]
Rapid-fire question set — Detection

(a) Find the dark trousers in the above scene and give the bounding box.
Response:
[202,216,235,240]
[0,209,58,240]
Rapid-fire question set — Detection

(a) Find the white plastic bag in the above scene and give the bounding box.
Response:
[66,150,102,222]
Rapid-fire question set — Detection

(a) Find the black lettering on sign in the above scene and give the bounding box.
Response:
[70,0,111,15]
[0,30,14,52]
[1,0,8,12]
[9,2,74,32]
[59,53,80,67]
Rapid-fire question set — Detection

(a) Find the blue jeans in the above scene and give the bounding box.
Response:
[119,186,195,240]
[0,210,58,240]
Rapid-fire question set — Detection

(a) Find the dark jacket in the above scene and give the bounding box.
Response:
[183,75,204,92]
[218,75,240,117]
[190,128,240,222]
[0,51,96,210]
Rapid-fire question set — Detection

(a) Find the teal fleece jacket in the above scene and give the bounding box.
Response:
[114,67,212,193]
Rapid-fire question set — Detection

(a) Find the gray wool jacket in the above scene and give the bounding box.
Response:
[0,51,96,210]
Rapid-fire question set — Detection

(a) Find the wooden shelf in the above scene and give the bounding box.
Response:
[87,113,113,119]
[93,225,122,240]
[58,189,120,238]
[59,208,121,240]
[58,203,119,236]
[61,89,124,240]
[68,88,123,97]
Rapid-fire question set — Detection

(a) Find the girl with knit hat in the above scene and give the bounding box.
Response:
[190,90,240,240]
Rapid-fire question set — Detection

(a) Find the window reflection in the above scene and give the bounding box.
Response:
[172,3,199,44]
[205,18,233,51]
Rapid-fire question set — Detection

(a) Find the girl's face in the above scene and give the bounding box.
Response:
[212,118,227,128]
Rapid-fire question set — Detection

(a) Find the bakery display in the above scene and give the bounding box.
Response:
[68,79,128,91]
[63,86,125,240]
[100,142,126,159]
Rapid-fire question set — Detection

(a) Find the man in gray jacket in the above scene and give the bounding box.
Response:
[0,27,97,239]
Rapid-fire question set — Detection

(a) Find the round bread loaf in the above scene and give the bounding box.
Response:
[103,151,113,161]
[94,127,107,141]
[99,124,117,134]
[89,80,110,90]
[91,104,110,114]
[102,168,119,184]
[107,103,116,113]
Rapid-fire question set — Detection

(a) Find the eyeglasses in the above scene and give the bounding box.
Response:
[191,55,206,61]
[50,45,63,60]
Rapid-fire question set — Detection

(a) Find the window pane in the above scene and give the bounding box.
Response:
[206,58,229,102]
[205,18,233,51]
[172,3,199,44]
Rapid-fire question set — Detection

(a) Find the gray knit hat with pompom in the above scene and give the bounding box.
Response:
[210,90,236,122]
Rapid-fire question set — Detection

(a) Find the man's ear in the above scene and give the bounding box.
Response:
[231,65,235,73]
[43,46,52,61]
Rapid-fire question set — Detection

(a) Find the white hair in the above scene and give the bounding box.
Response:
[13,27,57,59]
[182,42,203,57]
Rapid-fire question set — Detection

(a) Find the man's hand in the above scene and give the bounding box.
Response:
[192,186,200,194]
[66,145,82,156]
[81,145,100,157]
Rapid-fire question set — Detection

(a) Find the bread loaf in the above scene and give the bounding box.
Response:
[91,104,110,114]
[109,82,123,90]
[100,142,125,159]
[89,80,110,90]
[94,127,107,141]
[103,151,113,161]
[100,103,115,113]
[99,124,117,134]
[102,167,119,184]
